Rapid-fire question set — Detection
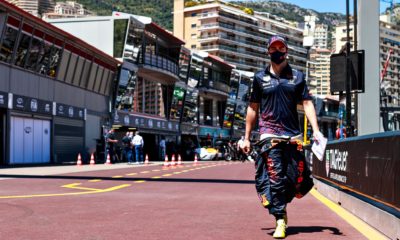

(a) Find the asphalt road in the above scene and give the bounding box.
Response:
[0,161,367,240]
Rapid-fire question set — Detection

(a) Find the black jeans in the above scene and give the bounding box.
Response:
[255,140,313,216]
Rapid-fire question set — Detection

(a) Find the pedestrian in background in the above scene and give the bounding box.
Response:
[159,136,166,161]
[122,131,133,164]
[241,35,321,239]
[132,131,144,164]
[237,136,246,161]
[105,129,118,163]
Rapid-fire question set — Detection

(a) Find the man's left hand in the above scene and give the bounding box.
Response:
[313,130,324,144]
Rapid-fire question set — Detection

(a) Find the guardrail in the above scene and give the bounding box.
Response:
[308,131,400,211]
[140,53,179,76]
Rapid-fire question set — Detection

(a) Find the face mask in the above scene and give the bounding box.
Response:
[270,51,286,64]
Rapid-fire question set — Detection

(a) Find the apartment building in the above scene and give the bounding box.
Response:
[173,0,307,73]
[308,48,331,96]
[43,1,94,19]
[314,24,329,49]
[380,18,400,107]
[6,0,54,17]
[334,22,354,54]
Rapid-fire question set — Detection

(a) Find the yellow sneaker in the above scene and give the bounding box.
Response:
[261,194,270,208]
[273,219,287,239]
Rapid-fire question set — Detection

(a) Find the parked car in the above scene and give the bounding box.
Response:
[195,146,218,160]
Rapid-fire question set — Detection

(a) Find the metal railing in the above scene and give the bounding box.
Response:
[140,52,179,76]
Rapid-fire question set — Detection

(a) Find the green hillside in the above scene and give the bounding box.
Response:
[71,0,347,31]
[75,0,174,30]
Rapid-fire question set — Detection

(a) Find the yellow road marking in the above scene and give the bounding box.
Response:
[182,170,189,173]
[112,175,124,178]
[152,169,160,172]
[62,183,102,191]
[162,174,172,177]
[88,179,102,182]
[140,171,150,173]
[0,184,131,199]
[310,189,388,240]
[151,176,162,179]
[126,173,137,176]
[173,172,181,174]
[134,180,146,183]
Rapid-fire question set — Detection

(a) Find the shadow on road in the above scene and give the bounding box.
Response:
[0,174,254,185]
[262,225,343,236]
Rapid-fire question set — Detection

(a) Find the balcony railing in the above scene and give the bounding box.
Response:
[139,52,179,76]
[218,44,267,60]
[219,11,258,26]
[200,79,230,94]
[198,12,219,19]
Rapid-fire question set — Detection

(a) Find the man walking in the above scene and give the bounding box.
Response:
[132,131,144,164]
[159,136,166,161]
[122,131,133,164]
[105,129,118,163]
[241,35,322,239]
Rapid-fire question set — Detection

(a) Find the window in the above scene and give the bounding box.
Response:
[191,33,197,39]
[203,98,213,126]
[48,46,62,78]
[217,100,226,127]
[178,48,191,83]
[191,44,196,49]
[14,33,31,67]
[115,68,136,110]
[191,13,197,17]
[191,24,197,28]
[36,40,54,75]
[170,86,185,121]
[26,32,44,72]
[113,19,129,58]
[124,18,144,62]
[182,88,199,124]
[0,26,18,63]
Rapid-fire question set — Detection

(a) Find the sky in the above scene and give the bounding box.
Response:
[231,0,391,14]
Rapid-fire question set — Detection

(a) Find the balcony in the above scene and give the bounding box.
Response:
[219,10,258,26]
[199,33,267,53]
[200,79,230,97]
[199,22,268,43]
[223,56,263,68]
[218,44,267,61]
[198,12,219,20]
[219,22,268,39]
[137,53,180,84]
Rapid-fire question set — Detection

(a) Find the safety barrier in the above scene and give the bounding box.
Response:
[308,131,400,211]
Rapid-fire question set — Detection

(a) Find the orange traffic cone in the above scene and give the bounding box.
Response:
[76,153,82,166]
[171,154,176,167]
[194,154,198,166]
[177,154,183,166]
[163,155,169,168]
[105,153,112,165]
[145,154,149,165]
[89,153,95,165]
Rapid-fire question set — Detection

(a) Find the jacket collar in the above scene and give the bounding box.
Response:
[265,64,293,80]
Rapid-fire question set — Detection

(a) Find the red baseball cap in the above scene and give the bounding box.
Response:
[267,35,288,49]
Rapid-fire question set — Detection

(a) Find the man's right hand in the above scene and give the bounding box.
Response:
[241,139,251,154]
